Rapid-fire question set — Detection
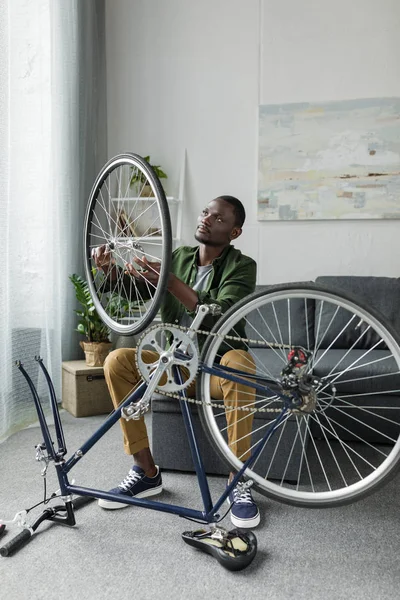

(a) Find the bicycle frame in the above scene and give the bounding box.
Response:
[17,356,293,525]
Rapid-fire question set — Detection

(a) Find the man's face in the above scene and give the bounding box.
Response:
[194,198,241,247]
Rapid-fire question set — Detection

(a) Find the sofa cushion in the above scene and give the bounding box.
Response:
[250,347,287,381]
[245,285,315,349]
[151,405,307,480]
[313,349,400,395]
[315,276,400,349]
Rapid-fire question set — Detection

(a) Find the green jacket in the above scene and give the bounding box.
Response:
[162,244,257,354]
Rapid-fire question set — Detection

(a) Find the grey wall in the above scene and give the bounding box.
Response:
[105,0,400,284]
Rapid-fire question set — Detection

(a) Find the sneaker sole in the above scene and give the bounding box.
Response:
[229,511,260,529]
[98,485,163,510]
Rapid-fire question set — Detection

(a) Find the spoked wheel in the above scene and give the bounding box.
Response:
[198,283,400,507]
[84,153,172,335]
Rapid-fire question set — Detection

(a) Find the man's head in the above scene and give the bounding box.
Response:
[195,196,245,248]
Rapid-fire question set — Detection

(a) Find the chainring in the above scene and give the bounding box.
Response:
[135,324,199,393]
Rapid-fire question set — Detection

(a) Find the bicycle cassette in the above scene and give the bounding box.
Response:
[136,324,199,393]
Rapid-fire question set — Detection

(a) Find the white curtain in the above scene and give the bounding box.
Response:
[0,0,107,442]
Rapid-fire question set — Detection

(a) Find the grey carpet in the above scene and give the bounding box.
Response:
[1,410,399,600]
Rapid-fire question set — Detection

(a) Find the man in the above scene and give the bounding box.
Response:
[92,195,259,528]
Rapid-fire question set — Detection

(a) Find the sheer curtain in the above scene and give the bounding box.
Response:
[0,0,107,442]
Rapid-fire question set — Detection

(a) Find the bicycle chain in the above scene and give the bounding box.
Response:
[135,322,295,414]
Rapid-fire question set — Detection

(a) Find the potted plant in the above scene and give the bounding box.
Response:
[69,274,112,367]
[129,155,167,197]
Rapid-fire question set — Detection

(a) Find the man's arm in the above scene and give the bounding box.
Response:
[166,274,198,312]
[125,255,198,311]
[129,250,256,320]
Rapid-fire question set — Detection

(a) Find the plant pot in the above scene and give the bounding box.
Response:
[80,341,112,367]
[139,183,153,197]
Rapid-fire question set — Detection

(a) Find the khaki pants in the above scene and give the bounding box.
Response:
[104,347,256,461]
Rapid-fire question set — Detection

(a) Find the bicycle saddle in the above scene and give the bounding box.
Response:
[181,526,257,571]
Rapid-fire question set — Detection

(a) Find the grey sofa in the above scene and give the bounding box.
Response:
[310,276,400,444]
[151,276,400,479]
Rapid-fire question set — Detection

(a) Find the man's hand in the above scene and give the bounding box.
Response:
[126,256,198,312]
[125,256,161,286]
[91,245,115,273]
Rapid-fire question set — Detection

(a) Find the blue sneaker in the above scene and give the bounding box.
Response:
[227,482,260,528]
[98,465,163,510]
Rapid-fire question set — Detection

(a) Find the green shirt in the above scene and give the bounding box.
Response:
[162,244,257,354]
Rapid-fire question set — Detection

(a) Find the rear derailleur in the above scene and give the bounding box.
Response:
[280,347,321,413]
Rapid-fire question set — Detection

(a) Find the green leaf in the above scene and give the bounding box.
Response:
[69,273,110,342]
[129,156,167,186]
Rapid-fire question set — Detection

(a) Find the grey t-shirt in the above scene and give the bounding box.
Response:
[180,264,213,331]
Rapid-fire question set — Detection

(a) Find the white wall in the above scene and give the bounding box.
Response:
[105,0,400,284]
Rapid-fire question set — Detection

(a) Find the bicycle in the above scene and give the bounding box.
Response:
[2,154,400,570]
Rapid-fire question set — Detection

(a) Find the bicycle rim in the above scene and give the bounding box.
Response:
[198,283,400,507]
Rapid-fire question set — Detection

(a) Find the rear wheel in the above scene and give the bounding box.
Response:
[198,283,400,507]
[83,153,172,335]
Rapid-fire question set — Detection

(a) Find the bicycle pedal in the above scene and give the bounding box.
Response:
[181,527,257,571]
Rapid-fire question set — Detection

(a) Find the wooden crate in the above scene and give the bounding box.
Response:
[62,360,114,417]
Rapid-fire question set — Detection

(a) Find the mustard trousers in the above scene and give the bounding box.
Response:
[104,347,256,461]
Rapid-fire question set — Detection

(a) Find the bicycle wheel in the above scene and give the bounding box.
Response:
[198,283,400,507]
[83,153,172,335]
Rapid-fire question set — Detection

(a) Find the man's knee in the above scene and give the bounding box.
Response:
[104,348,137,379]
[220,349,255,373]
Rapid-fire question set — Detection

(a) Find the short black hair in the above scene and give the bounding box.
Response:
[217,195,246,228]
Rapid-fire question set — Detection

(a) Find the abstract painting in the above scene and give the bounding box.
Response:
[257,98,400,220]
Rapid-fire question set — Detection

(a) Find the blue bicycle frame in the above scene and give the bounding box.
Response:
[17,356,294,525]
